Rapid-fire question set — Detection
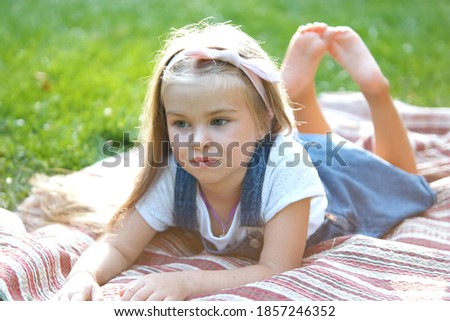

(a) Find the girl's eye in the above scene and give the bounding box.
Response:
[174,121,190,128]
[211,119,228,126]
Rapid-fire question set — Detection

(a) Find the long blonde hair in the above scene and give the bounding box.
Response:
[108,21,295,228]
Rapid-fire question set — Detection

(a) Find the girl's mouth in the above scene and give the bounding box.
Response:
[191,157,220,168]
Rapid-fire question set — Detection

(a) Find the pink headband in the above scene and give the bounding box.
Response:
[165,47,280,117]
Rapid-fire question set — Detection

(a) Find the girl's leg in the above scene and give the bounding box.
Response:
[325,27,417,174]
[280,23,331,134]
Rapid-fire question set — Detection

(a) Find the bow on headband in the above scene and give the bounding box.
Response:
[165,47,281,117]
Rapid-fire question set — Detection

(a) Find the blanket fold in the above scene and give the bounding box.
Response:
[1,92,449,301]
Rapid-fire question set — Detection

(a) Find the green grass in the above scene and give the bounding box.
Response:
[1,0,449,210]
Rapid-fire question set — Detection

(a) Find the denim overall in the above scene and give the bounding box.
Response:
[298,133,436,248]
[173,133,436,260]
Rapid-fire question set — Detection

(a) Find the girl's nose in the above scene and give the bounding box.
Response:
[193,127,211,149]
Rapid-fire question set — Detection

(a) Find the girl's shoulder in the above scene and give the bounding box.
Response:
[264,131,324,194]
[268,132,310,167]
[140,155,178,199]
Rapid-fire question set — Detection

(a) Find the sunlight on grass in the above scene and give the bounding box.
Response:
[0,0,448,209]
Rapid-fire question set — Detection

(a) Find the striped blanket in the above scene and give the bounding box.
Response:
[1,92,449,301]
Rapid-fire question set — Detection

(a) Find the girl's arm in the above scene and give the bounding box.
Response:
[120,198,311,301]
[55,208,157,300]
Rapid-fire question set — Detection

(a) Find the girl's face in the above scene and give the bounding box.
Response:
[163,81,261,189]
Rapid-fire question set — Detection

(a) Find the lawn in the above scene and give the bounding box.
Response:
[1,0,449,210]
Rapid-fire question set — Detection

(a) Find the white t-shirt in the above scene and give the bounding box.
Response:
[136,132,327,252]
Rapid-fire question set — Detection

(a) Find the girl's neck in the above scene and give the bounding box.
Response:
[199,175,244,203]
[198,165,247,205]
[199,182,241,205]
[198,172,245,238]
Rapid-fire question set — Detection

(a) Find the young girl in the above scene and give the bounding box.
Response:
[54,21,435,301]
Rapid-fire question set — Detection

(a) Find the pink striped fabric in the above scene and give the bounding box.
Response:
[1,92,449,301]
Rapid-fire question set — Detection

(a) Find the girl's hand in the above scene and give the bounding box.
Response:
[53,271,104,301]
[120,272,191,301]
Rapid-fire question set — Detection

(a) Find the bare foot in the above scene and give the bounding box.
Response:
[281,22,328,100]
[324,26,389,95]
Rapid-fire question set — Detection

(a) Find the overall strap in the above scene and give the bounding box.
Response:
[239,134,273,227]
[174,165,198,231]
[173,134,274,231]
